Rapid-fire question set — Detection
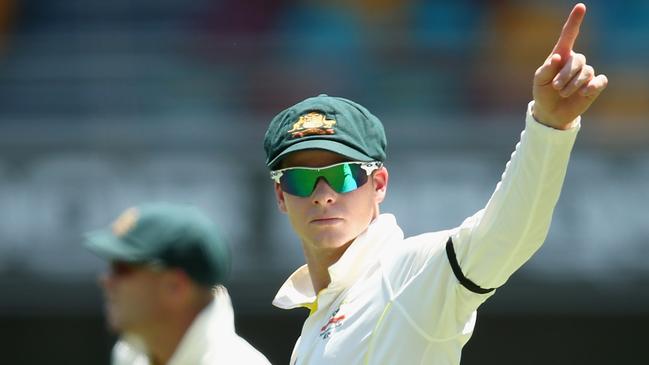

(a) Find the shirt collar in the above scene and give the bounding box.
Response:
[272,213,403,310]
[168,286,235,364]
[119,286,236,365]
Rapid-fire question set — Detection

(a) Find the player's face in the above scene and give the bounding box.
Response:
[274,150,388,252]
[99,262,167,334]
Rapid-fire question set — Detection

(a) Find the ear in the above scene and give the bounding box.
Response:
[162,270,191,304]
[274,183,288,213]
[372,167,388,204]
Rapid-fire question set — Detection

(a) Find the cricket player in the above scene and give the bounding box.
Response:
[85,203,270,365]
[263,4,607,364]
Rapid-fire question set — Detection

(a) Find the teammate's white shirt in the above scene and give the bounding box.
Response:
[112,286,270,365]
[273,101,581,365]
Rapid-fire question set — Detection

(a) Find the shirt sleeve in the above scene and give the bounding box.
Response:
[452,100,580,290]
[385,101,580,340]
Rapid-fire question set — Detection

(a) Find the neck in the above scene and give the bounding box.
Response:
[302,239,354,294]
[136,299,211,365]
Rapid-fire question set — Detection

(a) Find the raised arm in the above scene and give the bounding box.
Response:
[451,3,608,290]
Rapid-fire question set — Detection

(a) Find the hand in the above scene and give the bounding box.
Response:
[532,3,608,129]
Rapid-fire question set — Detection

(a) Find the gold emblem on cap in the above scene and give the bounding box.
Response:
[112,207,139,237]
[287,112,336,138]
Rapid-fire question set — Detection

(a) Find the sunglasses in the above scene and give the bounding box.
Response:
[270,161,383,197]
[109,260,165,277]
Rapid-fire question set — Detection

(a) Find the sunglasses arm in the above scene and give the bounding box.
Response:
[360,162,383,175]
[270,170,283,184]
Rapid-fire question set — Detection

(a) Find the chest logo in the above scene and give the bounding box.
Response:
[319,307,346,340]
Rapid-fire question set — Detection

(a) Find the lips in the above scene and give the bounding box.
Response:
[310,217,343,224]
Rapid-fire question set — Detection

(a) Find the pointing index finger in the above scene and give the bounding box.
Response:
[551,3,586,58]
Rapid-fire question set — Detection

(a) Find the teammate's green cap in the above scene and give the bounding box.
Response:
[84,202,230,287]
[264,94,387,169]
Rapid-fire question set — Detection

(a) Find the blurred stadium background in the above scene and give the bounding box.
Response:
[0,0,647,364]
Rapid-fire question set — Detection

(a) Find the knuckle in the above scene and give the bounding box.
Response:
[601,75,609,85]
[585,65,595,74]
[579,53,586,65]
[576,53,586,64]
[580,66,594,80]
[588,82,599,91]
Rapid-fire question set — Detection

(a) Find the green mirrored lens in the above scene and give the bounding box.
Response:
[280,168,319,197]
[279,163,369,197]
[321,163,366,194]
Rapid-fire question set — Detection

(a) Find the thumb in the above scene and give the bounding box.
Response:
[534,54,562,86]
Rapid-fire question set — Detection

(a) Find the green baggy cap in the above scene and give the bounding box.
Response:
[84,203,230,287]
[264,94,387,169]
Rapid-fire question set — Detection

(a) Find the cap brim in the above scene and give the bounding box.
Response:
[267,140,373,169]
[84,230,147,262]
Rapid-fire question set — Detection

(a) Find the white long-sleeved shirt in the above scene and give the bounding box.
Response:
[112,286,270,365]
[273,102,581,365]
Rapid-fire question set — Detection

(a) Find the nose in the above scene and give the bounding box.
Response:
[311,178,337,205]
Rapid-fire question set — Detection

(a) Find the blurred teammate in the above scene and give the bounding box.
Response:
[85,203,270,365]
[263,4,606,364]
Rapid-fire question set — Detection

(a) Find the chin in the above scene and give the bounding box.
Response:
[308,231,355,249]
[106,317,123,333]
